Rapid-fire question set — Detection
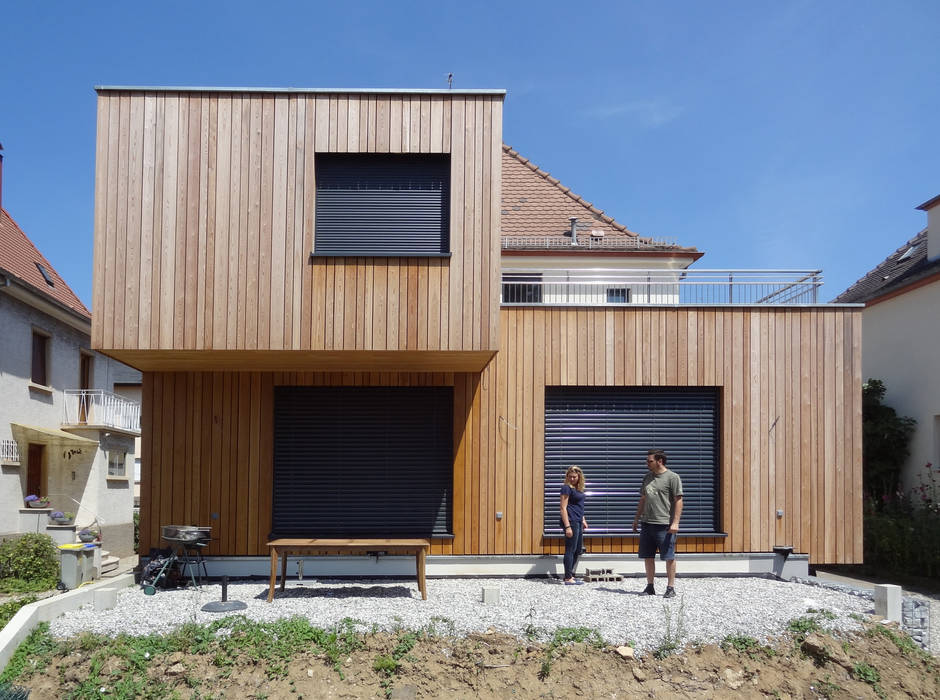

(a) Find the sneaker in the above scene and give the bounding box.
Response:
[663,586,676,599]
[643,583,656,595]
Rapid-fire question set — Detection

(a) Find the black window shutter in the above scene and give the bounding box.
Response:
[314,154,450,256]
[273,386,453,538]
[543,387,719,535]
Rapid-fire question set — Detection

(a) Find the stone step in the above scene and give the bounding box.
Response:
[100,556,120,575]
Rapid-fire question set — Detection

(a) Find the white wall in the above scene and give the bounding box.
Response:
[503,256,688,305]
[0,291,139,538]
[112,384,142,508]
[862,279,940,490]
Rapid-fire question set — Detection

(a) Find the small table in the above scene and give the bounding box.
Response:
[266,538,431,602]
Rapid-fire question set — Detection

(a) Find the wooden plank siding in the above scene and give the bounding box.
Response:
[138,306,862,565]
[92,90,503,365]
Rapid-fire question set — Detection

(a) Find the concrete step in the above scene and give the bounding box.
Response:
[101,555,120,575]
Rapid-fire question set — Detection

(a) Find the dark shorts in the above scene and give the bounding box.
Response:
[638,523,676,561]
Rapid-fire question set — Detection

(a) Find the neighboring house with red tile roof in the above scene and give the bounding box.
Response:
[0,146,139,561]
[501,144,701,261]
[835,194,940,490]
[500,145,702,305]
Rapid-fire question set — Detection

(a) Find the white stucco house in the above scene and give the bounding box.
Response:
[835,194,940,492]
[0,146,140,560]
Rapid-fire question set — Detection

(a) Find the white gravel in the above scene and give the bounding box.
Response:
[48,576,873,655]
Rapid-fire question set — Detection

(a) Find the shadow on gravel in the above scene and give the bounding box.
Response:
[595,586,649,596]
[255,584,416,600]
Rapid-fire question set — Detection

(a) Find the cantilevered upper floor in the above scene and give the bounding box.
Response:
[92,87,505,371]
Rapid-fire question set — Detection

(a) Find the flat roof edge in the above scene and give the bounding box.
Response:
[95,86,507,96]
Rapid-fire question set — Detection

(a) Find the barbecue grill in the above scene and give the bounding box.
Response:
[142,525,212,594]
[161,525,212,543]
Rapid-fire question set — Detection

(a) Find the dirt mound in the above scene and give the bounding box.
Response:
[15,619,940,698]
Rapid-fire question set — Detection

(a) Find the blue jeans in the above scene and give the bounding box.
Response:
[563,521,584,579]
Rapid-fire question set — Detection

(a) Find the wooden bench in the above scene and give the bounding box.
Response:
[266,538,430,602]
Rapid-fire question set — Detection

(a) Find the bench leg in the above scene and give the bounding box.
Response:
[280,550,288,591]
[267,548,278,603]
[416,548,427,600]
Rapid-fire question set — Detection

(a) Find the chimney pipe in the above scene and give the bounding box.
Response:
[0,142,4,211]
[569,216,578,246]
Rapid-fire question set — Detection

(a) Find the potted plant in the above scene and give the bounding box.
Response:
[24,494,51,508]
[49,511,75,525]
[78,528,99,543]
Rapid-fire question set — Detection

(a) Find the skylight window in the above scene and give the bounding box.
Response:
[897,245,917,262]
[35,263,54,287]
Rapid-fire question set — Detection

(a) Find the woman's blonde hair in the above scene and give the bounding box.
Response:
[565,465,585,492]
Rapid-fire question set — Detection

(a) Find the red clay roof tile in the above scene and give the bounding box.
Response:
[0,208,90,318]
[501,145,697,254]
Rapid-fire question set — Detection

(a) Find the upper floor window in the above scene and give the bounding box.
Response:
[502,273,543,304]
[606,287,631,304]
[31,330,50,386]
[108,450,127,477]
[314,154,450,256]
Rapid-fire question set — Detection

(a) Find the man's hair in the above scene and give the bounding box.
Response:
[647,448,667,465]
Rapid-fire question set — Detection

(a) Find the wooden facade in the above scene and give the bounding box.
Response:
[92,89,503,370]
[138,306,862,565]
[94,87,863,568]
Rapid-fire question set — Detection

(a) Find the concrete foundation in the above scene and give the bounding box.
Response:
[147,552,810,580]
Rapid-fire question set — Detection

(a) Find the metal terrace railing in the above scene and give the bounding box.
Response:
[501,269,823,306]
[0,439,19,463]
[63,390,141,433]
[501,236,679,250]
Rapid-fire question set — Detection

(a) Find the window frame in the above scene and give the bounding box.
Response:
[501,273,544,304]
[107,450,127,477]
[606,287,631,304]
[30,328,51,387]
[543,386,721,536]
[313,153,451,257]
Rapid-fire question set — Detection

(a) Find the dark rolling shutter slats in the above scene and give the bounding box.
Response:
[273,387,453,538]
[544,387,719,535]
[315,154,450,256]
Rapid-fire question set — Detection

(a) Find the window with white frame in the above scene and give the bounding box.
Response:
[606,287,631,304]
[108,450,127,477]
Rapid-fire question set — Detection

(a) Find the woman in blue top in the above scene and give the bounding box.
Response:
[560,465,588,584]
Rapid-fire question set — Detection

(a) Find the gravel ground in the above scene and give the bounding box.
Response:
[48,576,872,654]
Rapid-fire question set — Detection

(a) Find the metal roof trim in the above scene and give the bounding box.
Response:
[95,86,507,95]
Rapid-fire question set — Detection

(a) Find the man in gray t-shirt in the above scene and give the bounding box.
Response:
[632,449,683,598]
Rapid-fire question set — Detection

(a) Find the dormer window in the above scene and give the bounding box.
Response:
[35,263,54,287]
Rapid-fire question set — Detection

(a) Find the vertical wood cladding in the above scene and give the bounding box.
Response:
[139,306,862,564]
[92,91,502,355]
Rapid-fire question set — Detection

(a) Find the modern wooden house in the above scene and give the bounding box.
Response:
[91,87,863,576]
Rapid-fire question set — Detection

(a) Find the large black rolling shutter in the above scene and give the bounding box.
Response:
[314,153,450,256]
[273,386,453,538]
[543,387,719,535]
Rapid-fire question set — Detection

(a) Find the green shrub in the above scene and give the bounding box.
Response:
[0,596,37,630]
[863,463,940,580]
[0,534,59,589]
[862,379,916,503]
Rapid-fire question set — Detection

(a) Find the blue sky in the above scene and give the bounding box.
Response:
[1,1,938,305]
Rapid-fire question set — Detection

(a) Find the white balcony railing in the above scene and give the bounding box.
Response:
[501,269,823,306]
[0,439,19,463]
[63,390,141,433]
